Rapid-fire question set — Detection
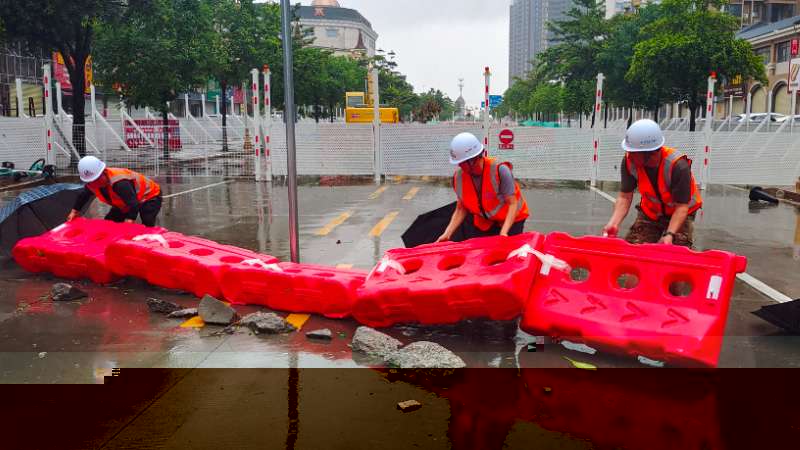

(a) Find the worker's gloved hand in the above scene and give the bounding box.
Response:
[124,219,135,224]
[436,233,451,243]
[66,209,79,222]
[602,223,618,238]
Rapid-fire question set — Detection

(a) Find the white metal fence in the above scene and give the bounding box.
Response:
[2,117,799,186]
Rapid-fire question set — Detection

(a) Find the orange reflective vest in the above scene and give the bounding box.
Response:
[88,168,161,212]
[453,157,530,231]
[625,147,703,220]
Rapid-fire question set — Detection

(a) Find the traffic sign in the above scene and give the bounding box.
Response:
[482,95,504,109]
[498,128,514,150]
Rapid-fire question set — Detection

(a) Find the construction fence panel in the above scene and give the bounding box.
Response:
[269,122,374,176]
[381,123,486,177]
[0,117,46,170]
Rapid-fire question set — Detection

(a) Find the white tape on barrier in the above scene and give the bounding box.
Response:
[132,234,169,248]
[242,259,283,272]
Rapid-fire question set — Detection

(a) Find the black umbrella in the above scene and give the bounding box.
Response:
[752,300,800,335]
[0,183,88,255]
[401,202,469,248]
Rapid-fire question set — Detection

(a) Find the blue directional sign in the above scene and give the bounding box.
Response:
[482,95,503,109]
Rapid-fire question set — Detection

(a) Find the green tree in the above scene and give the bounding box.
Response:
[598,4,665,125]
[529,83,563,122]
[94,0,213,157]
[0,0,128,160]
[206,0,281,150]
[628,0,767,130]
[535,0,607,125]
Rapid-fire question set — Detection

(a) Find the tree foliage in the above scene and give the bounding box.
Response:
[499,0,767,131]
[0,0,130,159]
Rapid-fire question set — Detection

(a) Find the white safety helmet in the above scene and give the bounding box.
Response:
[621,119,665,152]
[78,156,106,183]
[449,132,484,165]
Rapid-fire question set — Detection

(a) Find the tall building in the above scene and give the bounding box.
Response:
[296,0,378,58]
[508,0,571,85]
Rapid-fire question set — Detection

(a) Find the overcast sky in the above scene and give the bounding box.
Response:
[294,0,511,108]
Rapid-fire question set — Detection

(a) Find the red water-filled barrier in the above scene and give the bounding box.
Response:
[520,232,747,367]
[106,232,278,299]
[221,262,368,318]
[353,232,546,327]
[12,218,164,284]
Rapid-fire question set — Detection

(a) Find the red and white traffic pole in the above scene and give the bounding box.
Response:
[42,63,53,166]
[590,72,604,187]
[702,72,717,190]
[262,65,272,182]
[484,67,491,150]
[250,68,262,181]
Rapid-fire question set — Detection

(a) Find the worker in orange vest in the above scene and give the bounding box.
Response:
[438,132,529,242]
[603,119,703,247]
[67,156,162,227]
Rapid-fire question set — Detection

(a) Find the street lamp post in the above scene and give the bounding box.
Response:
[281,0,300,263]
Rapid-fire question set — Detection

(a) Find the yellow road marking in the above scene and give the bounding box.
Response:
[370,211,399,237]
[286,314,310,330]
[180,316,205,328]
[336,263,354,269]
[369,186,388,200]
[402,187,420,201]
[315,211,352,236]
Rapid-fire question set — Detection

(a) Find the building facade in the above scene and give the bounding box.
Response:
[724,0,799,28]
[508,0,571,85]
[296,0,378,58]
[717,15,800,117]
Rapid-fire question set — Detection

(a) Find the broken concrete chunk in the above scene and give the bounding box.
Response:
[306,329,333,340]
[146,297,182,314]
[397,400,422,413]
[51,283,87,302]
[385,341,466,369]
[198,295,237,325]
[167,308,198,319]
[239,312,295,334]
[351,326,402,359]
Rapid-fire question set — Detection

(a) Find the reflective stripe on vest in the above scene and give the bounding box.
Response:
[626,147,702,219]
[453,157,529,230]
[90,168,160,211]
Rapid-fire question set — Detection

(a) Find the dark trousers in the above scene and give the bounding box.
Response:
[105,196,163,227]
[625,211,695,248]
[456,217,526,241]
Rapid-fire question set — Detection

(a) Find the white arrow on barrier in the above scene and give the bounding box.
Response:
[508,244,571,276]
[242,259,283,272]
[132,234,169,248]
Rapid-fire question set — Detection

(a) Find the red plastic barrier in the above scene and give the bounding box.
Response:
[353,232,546,327]
[106,232,277,299]
[12,218,164,284]
[220,262,367,318]
[520,232,748,367]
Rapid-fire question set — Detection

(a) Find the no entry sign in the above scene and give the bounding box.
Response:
[498,129,514,150]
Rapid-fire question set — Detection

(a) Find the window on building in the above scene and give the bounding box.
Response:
[755,47,771,64]
[776,41,791,63]
[326,28,339,38]
[770,4,794,23]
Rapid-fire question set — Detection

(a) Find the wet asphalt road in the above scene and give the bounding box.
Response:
[0,177,799,384]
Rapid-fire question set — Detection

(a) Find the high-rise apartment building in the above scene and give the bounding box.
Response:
[509,0,571,85]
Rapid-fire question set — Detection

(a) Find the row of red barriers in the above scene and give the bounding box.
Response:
[12,218,165,284]
[12,219,747,367]
[106,232,279,299]
[354,233,545,327]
